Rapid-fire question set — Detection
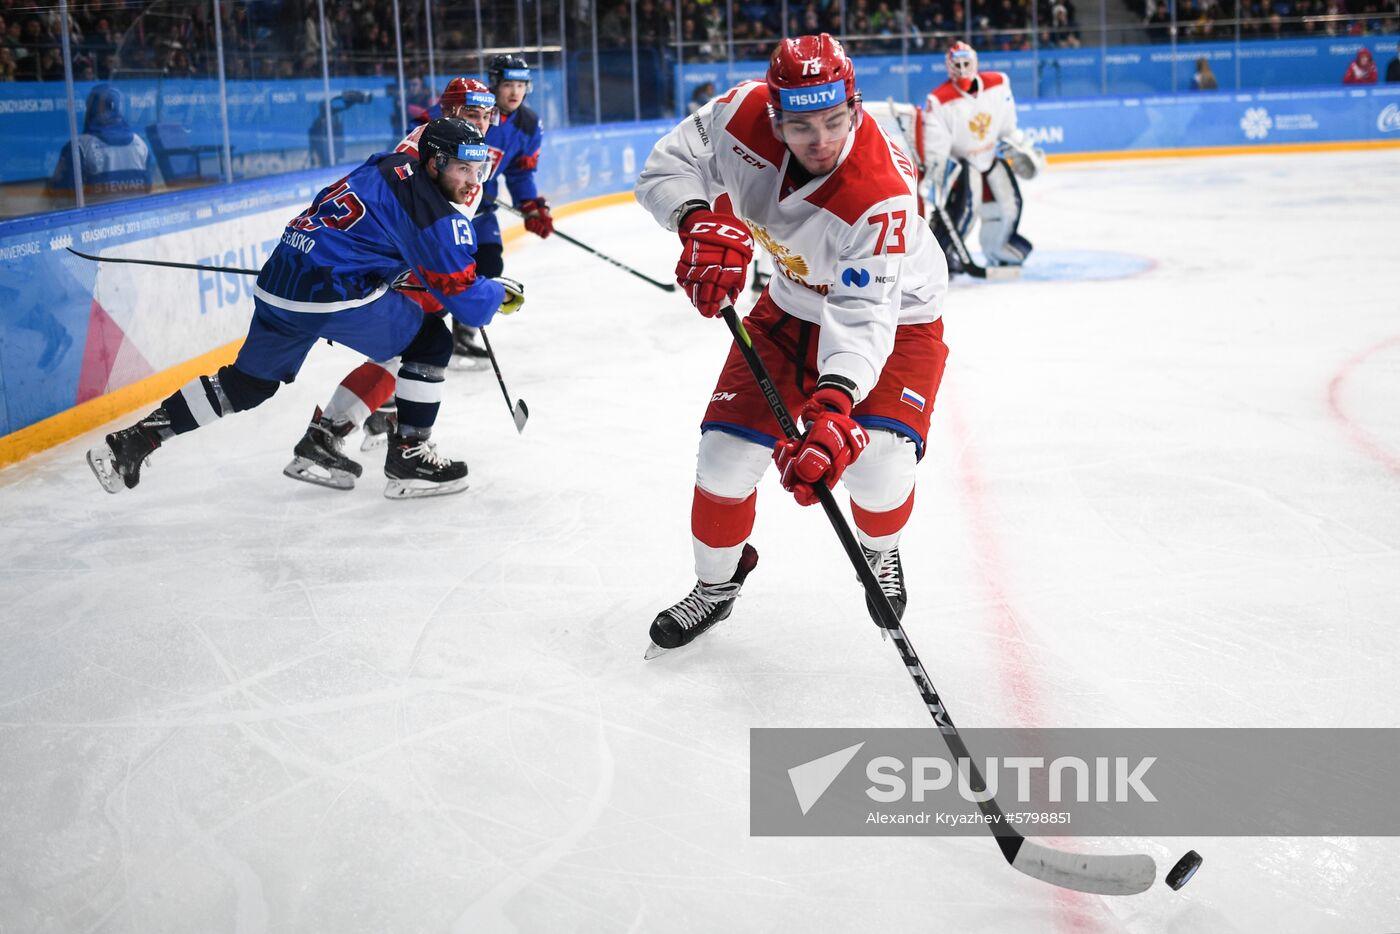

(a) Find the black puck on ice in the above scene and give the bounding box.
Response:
[1166,849,1203,890]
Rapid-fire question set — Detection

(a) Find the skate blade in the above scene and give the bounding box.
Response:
[383,476,469,499]
[283,457,356,491]
[359,432,389,452]
[643,641,671,660]
[86,444,124,494]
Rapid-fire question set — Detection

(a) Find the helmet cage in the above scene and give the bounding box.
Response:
[946,43,978,82]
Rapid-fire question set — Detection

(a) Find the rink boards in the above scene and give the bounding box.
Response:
[1,91,1395,465]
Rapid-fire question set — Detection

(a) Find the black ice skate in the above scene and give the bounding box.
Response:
[450,320,490,369]
[87,409,170,494]
[383,433,468,499]
[283,407,363,491]
[359,404,397,452]
[862,545,907,627]
[645,544,759,659]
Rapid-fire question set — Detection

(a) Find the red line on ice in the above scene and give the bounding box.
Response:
[1326,335,1400,476]
[947,398,1110,933]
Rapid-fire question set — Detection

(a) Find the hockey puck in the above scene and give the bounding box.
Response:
[1166,850,1203,890]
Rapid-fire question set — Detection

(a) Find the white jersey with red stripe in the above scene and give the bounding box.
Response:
[395,124,505,219]
[636,79,946,403]
[920,72,1018,175]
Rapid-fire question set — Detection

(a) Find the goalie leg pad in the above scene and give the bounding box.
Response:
[931,163,975,271]
[976,160,1032,266]
[943,163,975,237]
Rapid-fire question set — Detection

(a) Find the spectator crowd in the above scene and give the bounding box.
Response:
[1136,0,1399,42]
[0,0,1392,82]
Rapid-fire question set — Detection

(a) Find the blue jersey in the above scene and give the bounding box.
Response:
[480,104,543,213]
[255,152,504,326]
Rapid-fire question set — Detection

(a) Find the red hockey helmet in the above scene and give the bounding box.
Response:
[765,33,859,118]
[439,77,496,116]
[945,41,978,89]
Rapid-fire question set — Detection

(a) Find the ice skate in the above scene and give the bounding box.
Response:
[862,545,907,627]
[283,407,363,491]
[87,409,169,494]
[450,320,490,370]
[383,433,468,499]
[645,544,759,658]
[360,404,397,451]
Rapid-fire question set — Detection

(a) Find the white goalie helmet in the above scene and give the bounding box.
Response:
[946,41,978,87]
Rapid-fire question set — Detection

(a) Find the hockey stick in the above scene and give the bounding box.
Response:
[66,247,432,292]
[492,200,678,293]
[719,304,1156,896]
[72,243,529,432]
[476,326,528,433]
[928,201,1019,282]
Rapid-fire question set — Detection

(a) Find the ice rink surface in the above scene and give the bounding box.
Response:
[2,149,1399,933]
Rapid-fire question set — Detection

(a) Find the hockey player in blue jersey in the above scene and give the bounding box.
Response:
[452,53,552,364]
[279,79,503,486]
[87,118,524,500]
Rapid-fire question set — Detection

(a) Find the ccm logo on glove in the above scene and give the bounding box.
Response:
[675,209,755,318]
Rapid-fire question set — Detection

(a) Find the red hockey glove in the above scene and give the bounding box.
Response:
[676,207,753,318]
[773,382,869,506]
[520,197,553,238]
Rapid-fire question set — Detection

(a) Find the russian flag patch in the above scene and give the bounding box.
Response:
[900,387,926,412]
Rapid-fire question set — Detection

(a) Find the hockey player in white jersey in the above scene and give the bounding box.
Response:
[921,41,1046,273]
[635,33,950,654]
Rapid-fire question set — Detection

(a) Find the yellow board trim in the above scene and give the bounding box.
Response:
[1048,138,1400,164]
[0,188,643,470]
[0,339,244,469]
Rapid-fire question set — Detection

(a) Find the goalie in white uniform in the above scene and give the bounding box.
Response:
[921,41,1045,272]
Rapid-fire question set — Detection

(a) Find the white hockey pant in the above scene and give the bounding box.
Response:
[692,427,917,582]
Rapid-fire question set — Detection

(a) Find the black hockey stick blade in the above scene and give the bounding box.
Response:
[511,399,529,434]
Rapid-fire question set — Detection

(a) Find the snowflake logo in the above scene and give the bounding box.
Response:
[1240,107,1272,140]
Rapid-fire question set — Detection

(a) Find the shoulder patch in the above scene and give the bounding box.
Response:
[930,81,962,105]
[980,72,1006,90]
[804,118,913,225]
[720,82,786,167]
[379,152,456,229]
[510,104,540,138]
